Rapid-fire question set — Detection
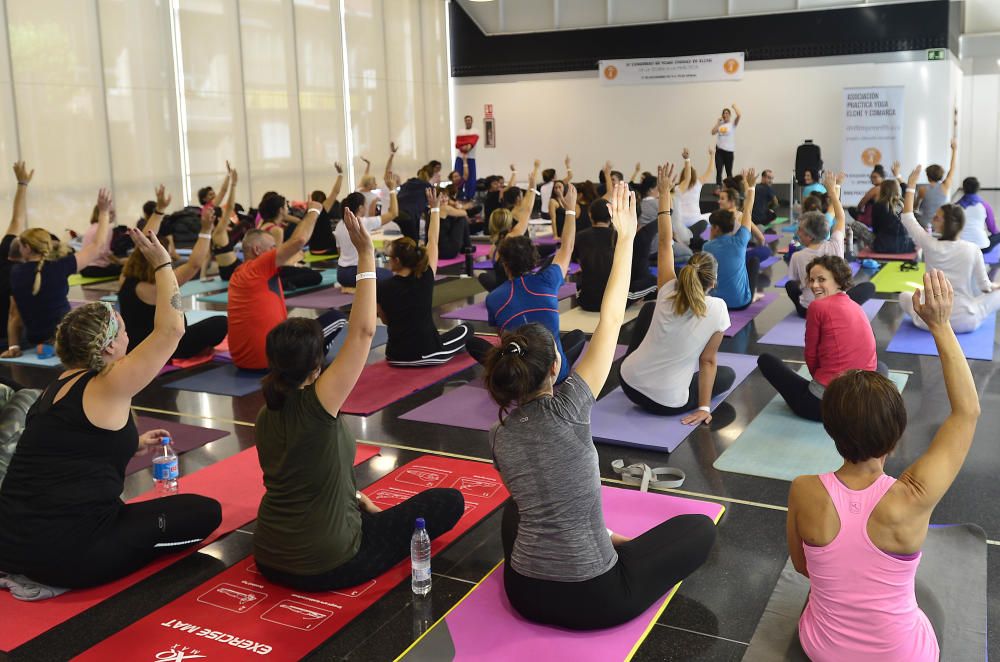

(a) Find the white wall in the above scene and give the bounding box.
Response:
[454,55,962,189]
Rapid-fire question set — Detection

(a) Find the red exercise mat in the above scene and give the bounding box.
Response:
[340,357,478,416]
[74,455,507,662]
[0,444,380,652]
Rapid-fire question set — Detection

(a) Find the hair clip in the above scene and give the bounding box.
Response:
[505,341,523,356]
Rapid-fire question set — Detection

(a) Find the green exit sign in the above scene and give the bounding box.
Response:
[927,48,946,61]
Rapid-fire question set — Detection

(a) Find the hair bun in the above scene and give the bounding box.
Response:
[503,341,523,357]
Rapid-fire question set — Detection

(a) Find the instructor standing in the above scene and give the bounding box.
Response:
[711,104,741,188]
[455,115,479,201]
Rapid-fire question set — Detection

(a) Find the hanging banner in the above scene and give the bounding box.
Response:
[598,53,743,85]
[841,86,905,202]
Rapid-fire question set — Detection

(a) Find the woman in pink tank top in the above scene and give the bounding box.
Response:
[787,269,980,661]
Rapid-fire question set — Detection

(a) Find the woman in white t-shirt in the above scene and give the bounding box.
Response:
[334,177,398,288]
[677,146,715,240]
[619,164,733,424]
[710,104,741,188]
[899,166,1000,333]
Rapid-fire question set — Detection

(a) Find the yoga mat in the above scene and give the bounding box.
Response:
[281,287,355,309]
[474,261,581,276]
[0,348,62,367]
[713,368,909,482]
[857,248,918,261]
[303,251,338,263]
[757,299,884,348]
[870,261,926,293]
[744,524,987,662]
[773,262,861,288]
[75,455,506,662]
[399,345,628,431]
[759,255,780,269]
[431,277,486,308]
[984,244,1000,265]
[725,292,778,337]
[184,309,227,325]
[67,274,117,287]
[399,487,725,662]
[196,269,338,304]
[99,278,230,303]
[0,443,380,653]
[126,417,231,475]
[699,229,779,242]
[590,352,758,452]
[438,244,491,268]
[441,283,577,323]
[887,314,996,361]
[164,364,266,397]
[560,304,640,334]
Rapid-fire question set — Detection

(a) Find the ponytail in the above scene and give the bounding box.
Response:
[262,318,325,410]
[673,252,717,317]
[18,228,58,296]
[32,259,44,295]
[262,372,299,410]
[483,324,557,423]
[390,237,430,277]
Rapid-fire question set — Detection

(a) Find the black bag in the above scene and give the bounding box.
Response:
[795,141,823,185]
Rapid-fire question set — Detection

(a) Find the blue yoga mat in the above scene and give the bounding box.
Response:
[196,269,337,304]
[184,309,227,324]
[713,367,909,481]
[887,314,996,361]
[99,277,230,303]
[757,299,883,348]
[164,363,265,397]
[0,349,61,367]
[773,261,861,288]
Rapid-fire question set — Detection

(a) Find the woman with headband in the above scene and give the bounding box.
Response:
[0,228,221,589]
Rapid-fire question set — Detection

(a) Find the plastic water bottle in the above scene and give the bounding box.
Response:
[152,437,178,495]
[845,225,855,262]
[410,517,432,596]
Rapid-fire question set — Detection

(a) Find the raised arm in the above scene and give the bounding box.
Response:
[502,165,516,195]
[732,102,741,126]
[508,161,539,238]
[562,155,573,186]
[213,169,237,248]
[323,162,344,213]
[740,169,760,241]
[602,161,613,190]
[2,299,22,358]
[215,164,231,204]
[174,207,215,285]
[359,155,371,176]
[574,182,636,395]
[629,162,641,184]
[380,173,400,224]
[276,201,320,265]
[315,208,377,416]
[143,184,172,238]
[551,183,577,276]
[8,161,33,237]
[656,163,678,289]
[425,189,442,274]
[75,189,113,269]
[91,229,185,400]
[941,137,958,194]
[824,171,846,237]
[383,142,398,183]
[460,154,469,183]
[895,270,979,516]
[701,147,716,183]
[677,149,692,193]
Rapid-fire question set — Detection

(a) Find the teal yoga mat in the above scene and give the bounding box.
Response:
[100,277,230,303]
[713,367,908,482]
[196,269,337,304]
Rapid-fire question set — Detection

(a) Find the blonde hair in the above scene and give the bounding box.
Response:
[19,228,66,295]
[55,302,116,372]
[877,179,902,211]
[359,175,377,190]
[673,252,717,317]
[488,208,513,244]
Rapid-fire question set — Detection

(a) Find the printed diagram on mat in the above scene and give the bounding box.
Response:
[260,599,336,631]
[197,583,268,613]
[452,474,501,498]
[370,486,418,510]
[396,465,452,488]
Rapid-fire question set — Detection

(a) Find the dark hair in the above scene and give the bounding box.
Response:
[937,203,965,241]
[803,168,818,183]
[822,370,906,463]
[142,200,157,217]
[342,191,367,216]
[610,170,624,182]
[197,186,214,205]
[311,190,327,204]
[720,187,742,208]
[709,209,735,234]
[427,160,442,170]
[802,195,823,214]
[963,177,980,195]
[589,198,611,223]
[501,187,522,209]
[871,165,886,178]
[258,192,286,222]
[541,168,556,183]
[484,324,558,422]
[806,255,853,291]
[925,164,944,182]
[497,235,538,277]
[637,174,658,198]
[389,236,430,276]
[463,114,473,121]
[262,318,325,410]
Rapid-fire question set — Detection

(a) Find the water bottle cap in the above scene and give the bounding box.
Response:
[161,436,172,445]
[415,517,426,530]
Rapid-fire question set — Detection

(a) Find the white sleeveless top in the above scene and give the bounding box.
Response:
[680,183,703,227]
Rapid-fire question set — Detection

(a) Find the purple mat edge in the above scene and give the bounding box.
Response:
[887,315,996,361]
[724,292,778,336]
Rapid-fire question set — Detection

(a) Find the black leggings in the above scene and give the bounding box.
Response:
[279,265,322,291]
[24,494,221,589]
[715,148,734,187]
[439,216,472,260]
[317,309,348,355]
[468,329,586,378]
[983,233,1000,254]
[80,264,122,279]
[387,323,472,367]
[784,280,877,318]
[500,500,715,630]
[173,316,229,359]
[258,488,464,592]
[218,258,241,281]
[757,353,889,421]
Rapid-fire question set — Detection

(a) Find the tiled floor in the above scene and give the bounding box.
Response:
[1,232,997,661]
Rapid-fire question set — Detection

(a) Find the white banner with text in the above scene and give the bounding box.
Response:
[598,53,744,85]
[841,86,905,202]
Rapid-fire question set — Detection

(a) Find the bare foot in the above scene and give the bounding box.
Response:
[752,291,765,303]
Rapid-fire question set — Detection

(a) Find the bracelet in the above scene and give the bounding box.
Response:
[697,406,711,413]
[430,207,440,214]
[16,182,27,187]
[305,208,320,215]
[197,233,212,240]
[564,210,576,216]
[154,261,172,272]
[153,210,165,216]
[355,271,377,282]
[657,210,672,216]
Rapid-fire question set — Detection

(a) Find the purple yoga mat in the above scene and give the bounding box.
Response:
[283,288,355,309]
[985,244,1000,265]
[534,235,558,246]
[887,314,996,361]
[125,417,229,475]
[474,260,581,276]
[589,352,758,452]
[757,299,884,347]
[441,283,577,322]
[400,345,627,431]
[700,228,779,242]
[439,244,491,268]
[402,487,723,662]
[759,255,779,269]
[773,261,861,288]
[725,292,778,336]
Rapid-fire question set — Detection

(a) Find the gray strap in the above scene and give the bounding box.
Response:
[611,459,685,491]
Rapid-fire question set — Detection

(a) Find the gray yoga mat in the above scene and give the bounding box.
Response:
[744,524,987,661]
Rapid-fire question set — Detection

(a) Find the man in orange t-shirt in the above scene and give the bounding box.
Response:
[228,200,346,370]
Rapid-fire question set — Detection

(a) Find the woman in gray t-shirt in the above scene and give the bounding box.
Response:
[484,179,716,630]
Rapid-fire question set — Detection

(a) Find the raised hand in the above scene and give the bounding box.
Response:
[360,156,370,166]
[334,162,343,174]
[385,172,399,190]
[892,161,901,178]
[155,184,171,212]
[609,181,637,241]
[836,171,846,185]
[742,168,758,188]
[225,160,233,175]
[911,269,954,332]
[307,199,322,213]
[129,227,171,267]
[13,161,33,185]
[389,141,398,154]
[907,165,923,190]
[97,188,113,214]
[657,163,677,198]
[564,183,578,211]
[681,147,690,160]
[229,168,238,188]
[822,170,838,192]
[342,206,374,255]
[564,155,571,170]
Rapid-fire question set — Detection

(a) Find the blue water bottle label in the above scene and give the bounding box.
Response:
[153,458,178,481]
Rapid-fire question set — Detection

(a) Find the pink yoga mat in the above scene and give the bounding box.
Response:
[439,244,491,268]
[399,487,724,661]
[857,248,918,261]
[725,292,778,336]
[284,287,355,309]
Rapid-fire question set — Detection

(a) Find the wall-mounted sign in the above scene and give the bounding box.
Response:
[484,118,495,148]
[926,48,946,61]
[598,52,744,85]
[484,104,493,118]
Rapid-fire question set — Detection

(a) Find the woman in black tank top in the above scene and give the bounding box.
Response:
[0,229,221,589]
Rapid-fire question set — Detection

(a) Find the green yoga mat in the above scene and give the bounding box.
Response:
[303,251,338,263]
[196,269,337,304]
[68,274,117,287]
[870,262,925,293]
[432,277,485,308]
[713,367,908,482]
